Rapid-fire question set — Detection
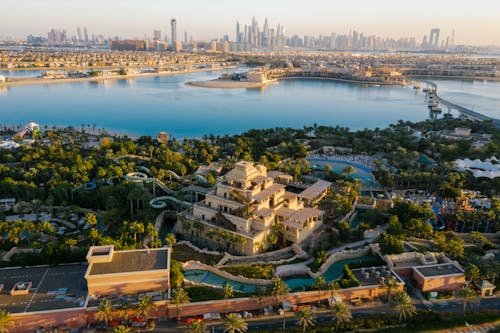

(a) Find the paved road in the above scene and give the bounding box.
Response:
[153,296,500,332]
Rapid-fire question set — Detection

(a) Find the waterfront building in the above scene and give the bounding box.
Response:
[176,161,324,255]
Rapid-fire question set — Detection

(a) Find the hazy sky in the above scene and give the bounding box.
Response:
[1,0,499,45]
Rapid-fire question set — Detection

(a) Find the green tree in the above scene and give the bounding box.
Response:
[269,277,289,307]
[165,233,177,248]
[390,292,416,322]
[136,295,156,319]
[224,313,247,333]
[295,308,315,333]
[95,300,113,328]
[85,212,98,227]
[457,284,479,315]
[0,309,15,333]
[112,325,130,333]
[170,287,190,321]
[330,301,352,330]
[170,259,184,289]
[312,276,326,306]
[467,264,481,283]
[380,277,399,304]
[186,320,207,333]
[223,282,234,315]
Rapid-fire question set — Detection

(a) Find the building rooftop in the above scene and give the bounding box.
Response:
[88,248,169,275]
[351,266,401,286]
[414,263,463,277]
[0,264,88,313]
[252,183,286,201]
[298,180,332,201]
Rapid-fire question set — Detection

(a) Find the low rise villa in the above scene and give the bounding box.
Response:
[176,161,325,255]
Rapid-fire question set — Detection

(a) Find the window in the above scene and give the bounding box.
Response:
[224,192,227,198]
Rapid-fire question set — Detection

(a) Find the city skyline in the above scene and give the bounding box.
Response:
[1,0,500,46]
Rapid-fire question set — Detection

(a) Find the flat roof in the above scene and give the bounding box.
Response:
[352,266,401,286]
[0,264,88,313]
[298,180,332,201]
[89,248,169,275]
[414,263,463,277]
[252,183,285,201]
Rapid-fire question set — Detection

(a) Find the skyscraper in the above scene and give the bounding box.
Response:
[429,28,440,49]
[84,27,89,43]
[171,18,177,50]
[76,27,82,42]
[153,30,162,41]
[236,21,240,43]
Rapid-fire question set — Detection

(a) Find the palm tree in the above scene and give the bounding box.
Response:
[330,301,352,330]
[467,264,481,283]
[136,295,156,320]
[224,313,247,333]
[295,308,315,333]
[328,281,340,299]
[223,282,234,314]
[170,287,190,321]
[380,277,399,304]
[186,320,207,333]
[269,277,289,307]
[95,300,113,328]
[0,309,15,333]
[390,292,416,322]
[117,301,131,321]
[165,233,177,248]
[457,284,479,315]
[312,276,326,306]
[112,325,130,333]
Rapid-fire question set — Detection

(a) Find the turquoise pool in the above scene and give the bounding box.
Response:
[308,158,375,184]
[184,254,378,292]
[184,270,258,293]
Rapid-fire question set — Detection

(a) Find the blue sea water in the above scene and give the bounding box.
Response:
[1,69,498,138]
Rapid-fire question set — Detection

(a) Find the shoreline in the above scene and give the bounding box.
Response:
[186,78,278,89]
[276,76,399,86]
[0,66,237,88]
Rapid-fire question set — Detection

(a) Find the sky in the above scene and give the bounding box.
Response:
[1,0,499,45]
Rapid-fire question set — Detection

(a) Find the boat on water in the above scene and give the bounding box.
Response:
[422,87,431,93]
[413,84,421,90]
[431,106,443,112]
[428,101,438,108]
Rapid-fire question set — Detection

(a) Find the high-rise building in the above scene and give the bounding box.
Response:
[171,18,177,50]
[236,21,240,43]
[84,27,89,43]
[429,28,440,49]
[153,30,162,41]
[77,27,82,42]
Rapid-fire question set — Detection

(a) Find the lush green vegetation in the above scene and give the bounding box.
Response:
[220,264,275,279]
[338,265,360,288]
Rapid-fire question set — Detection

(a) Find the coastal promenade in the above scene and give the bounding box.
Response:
[420,80,500,127]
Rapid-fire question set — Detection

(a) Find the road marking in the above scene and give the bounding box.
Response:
[23,267,49,312]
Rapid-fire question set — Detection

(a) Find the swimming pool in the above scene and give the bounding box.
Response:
[184,254,379,292]
[308,158,375,184]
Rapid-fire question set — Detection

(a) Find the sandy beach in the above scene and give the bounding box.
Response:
[0,66,237,88]
[186,78,278,89]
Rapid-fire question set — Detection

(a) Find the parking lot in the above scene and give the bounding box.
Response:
[0,263,88,313]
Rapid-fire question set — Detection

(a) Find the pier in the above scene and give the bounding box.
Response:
[420,80,500,127]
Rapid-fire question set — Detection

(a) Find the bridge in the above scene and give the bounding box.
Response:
[420,80,500,127]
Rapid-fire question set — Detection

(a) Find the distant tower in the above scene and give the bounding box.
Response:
[184,31,188,44]
[77,27,82,42]
[450,30,455,48]
[153,30,162,41]
[171,18,177,50]
[236,21,240,43]
[429,28,440,49]
[84,27,89,43]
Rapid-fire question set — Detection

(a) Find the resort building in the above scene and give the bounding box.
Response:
[384,252,465,292]
[84,245,170,296]
[176,161,324,255]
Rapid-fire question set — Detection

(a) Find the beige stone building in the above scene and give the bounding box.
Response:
[176,161,324,255]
